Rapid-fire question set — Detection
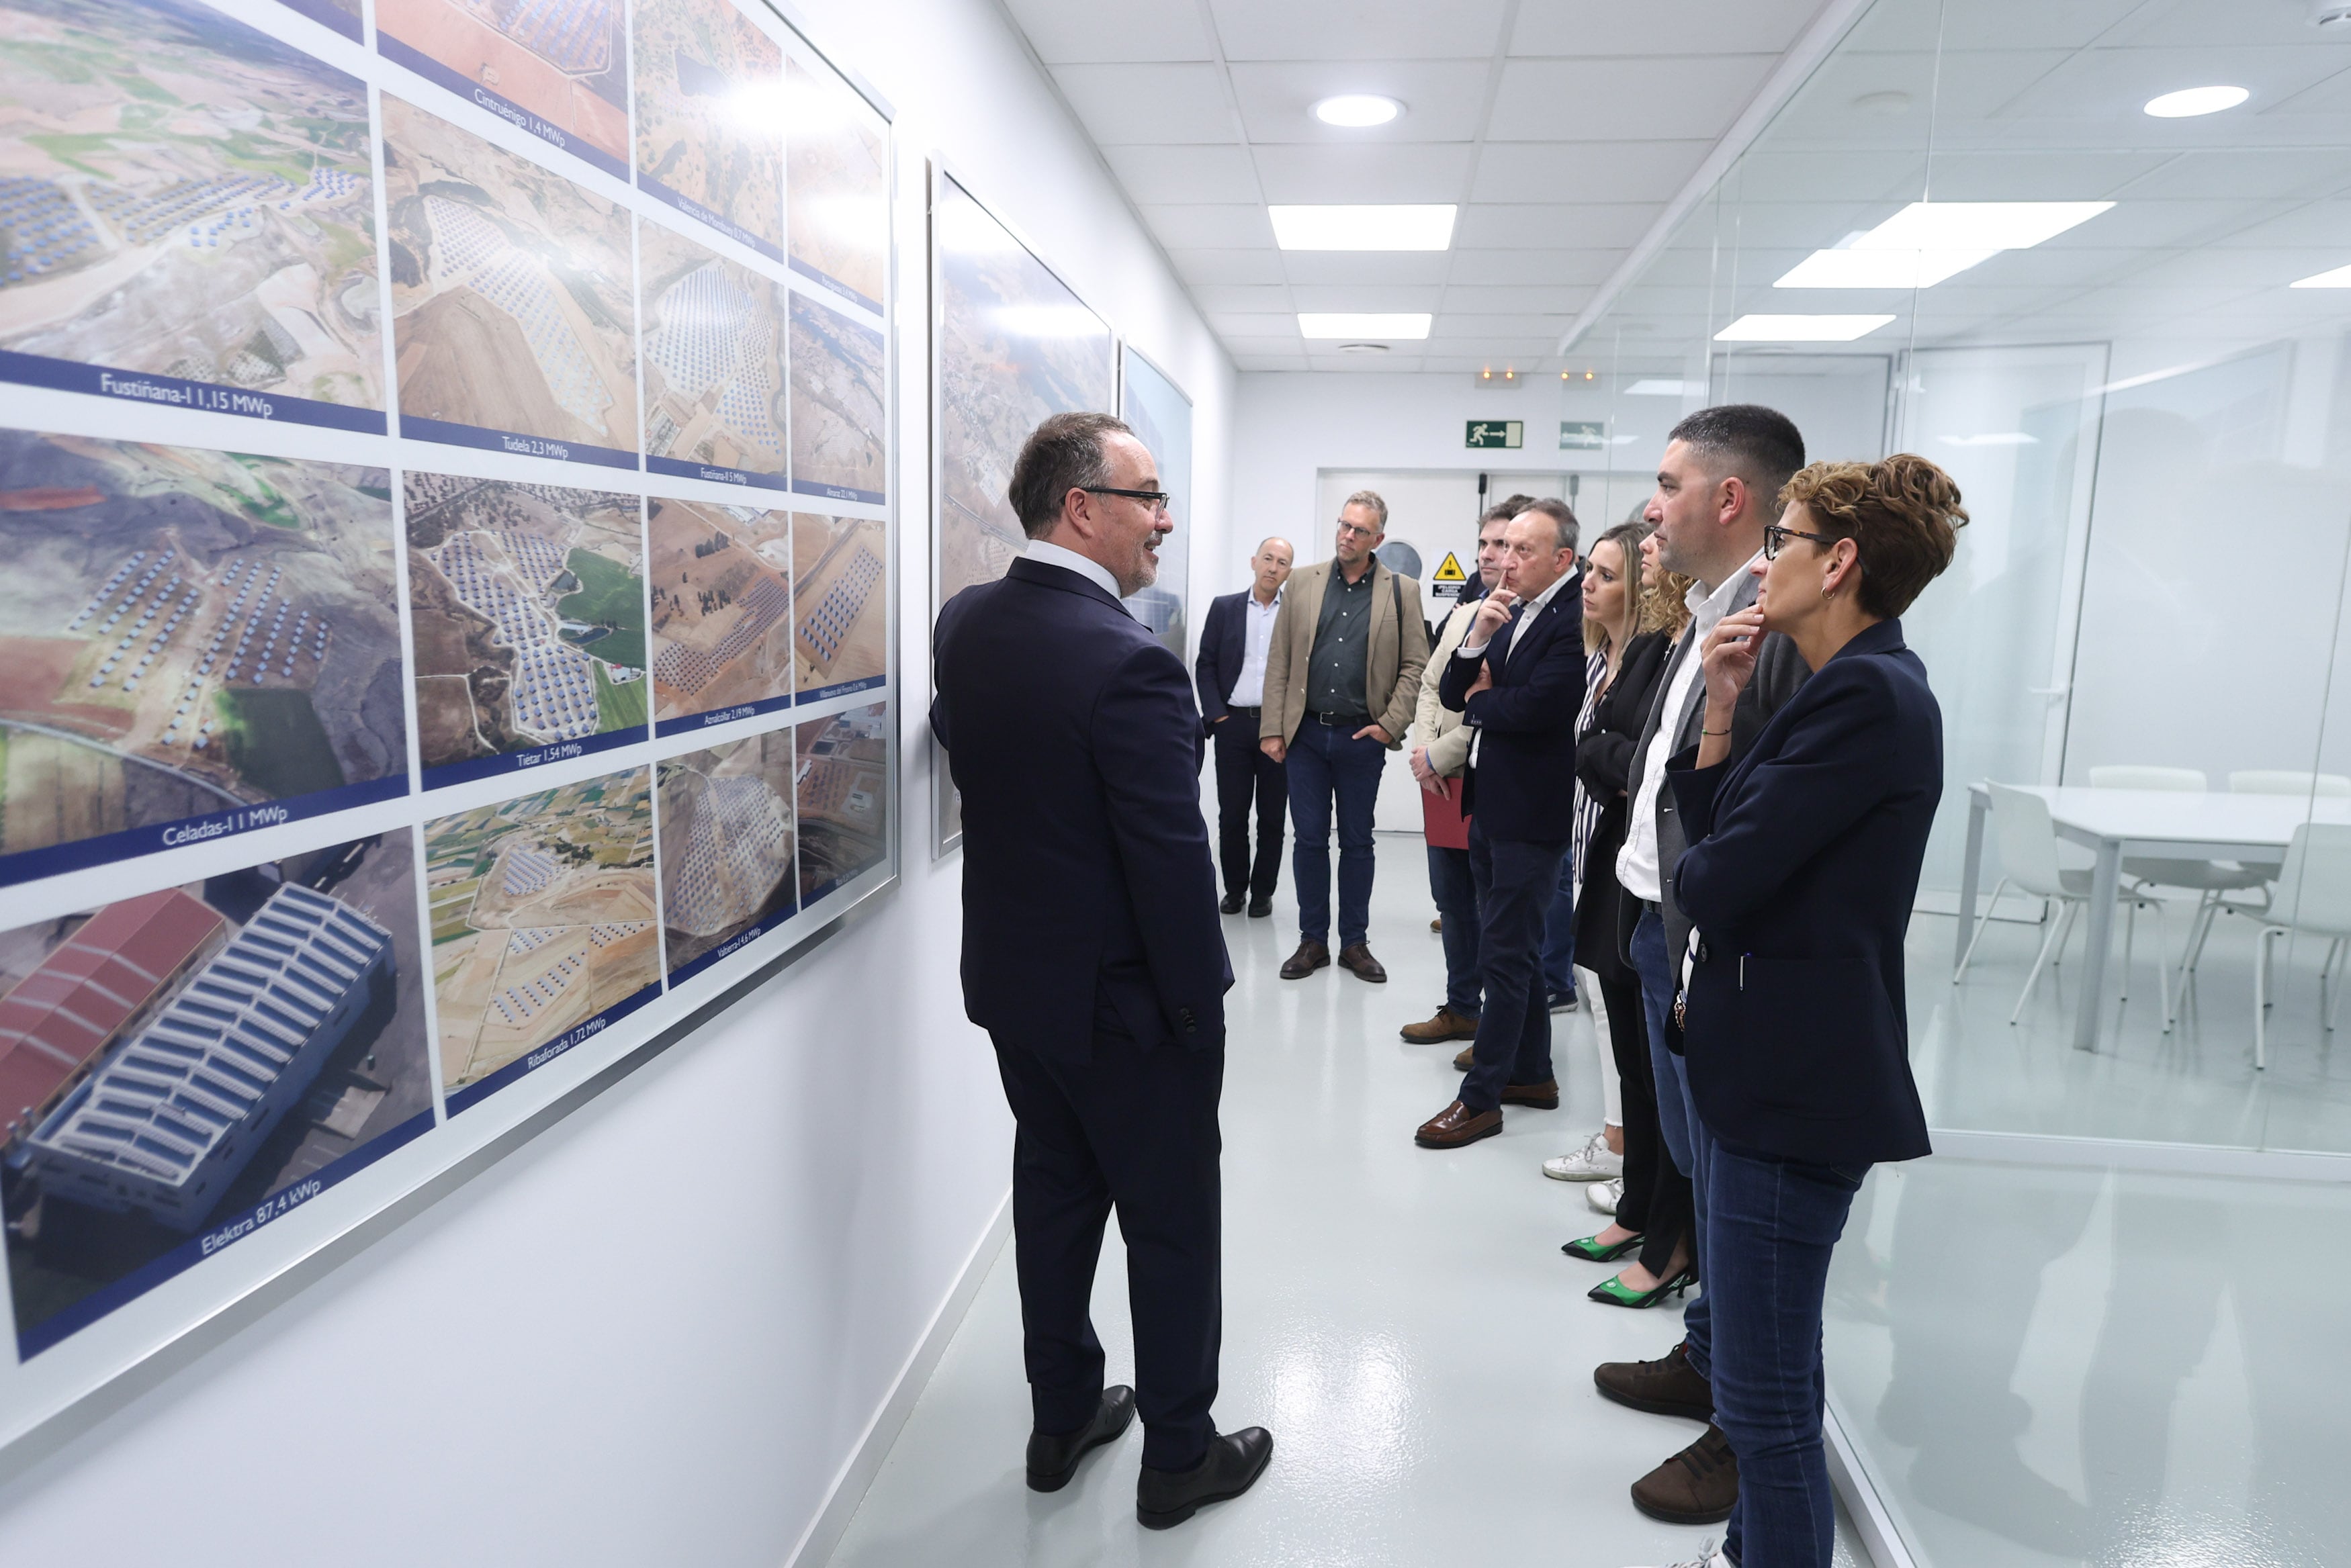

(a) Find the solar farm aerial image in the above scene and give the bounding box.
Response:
[783,56,885,310]
[382,93,637,458]
[631,0,781,253]
[647,496,793,724]
[404,471,647,778]
[657,730,794,975]
[425,765,658,1099]
[795,702,885,901]
[791,512,883,698]
[375,0,629,175]
[787,291,884,502]
[640,218,787,483]
[0,0,382,416]
[0,429,407,874]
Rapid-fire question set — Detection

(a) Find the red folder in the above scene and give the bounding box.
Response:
[1421,774,1470,849]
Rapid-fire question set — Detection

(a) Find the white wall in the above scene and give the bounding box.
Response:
[0,0,1233,1563]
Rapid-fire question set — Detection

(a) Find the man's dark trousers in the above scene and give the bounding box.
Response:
[1212,706,1284,903]
[1426,843,1482,1019]
[991,1023,1224,1472]
[1286,717,1385,947]
[1633,905,1713,1375]
[1458,818,1565,1111]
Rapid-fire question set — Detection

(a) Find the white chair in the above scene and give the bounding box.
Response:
[1956,782,2171,1025]
[2229,770,2351,799]
[2252,823,2351,1068]
[2087,766,2270,1030]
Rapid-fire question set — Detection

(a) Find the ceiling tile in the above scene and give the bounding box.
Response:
[1002,0,1216,63]
[1489,55,1776,141]
[1430,312,1579,337]
[1448,249,1627,285]
[1137,203,1278,249]
[1470,140,1713,203]
[1996,44,2346,125]
[1288,285,1444,311]
[1226,60,1495,142]
[1510,0,1820,58]
[1207,312,1302,338]
[2112,149,2351,202]
[1169,247,1290,285]
[1102,144,1261,204]
[1455,203,1662,248]
[1205,0,1511,62]
[1837,0,2140,52]
[1250,141,1478,203]
[1051,64,1243,145]
[1443,283,1598,312]
[1279,252,1456,285]
[1190,283,1296,313]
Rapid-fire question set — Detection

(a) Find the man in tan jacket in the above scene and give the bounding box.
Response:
[1259,490,1429,982]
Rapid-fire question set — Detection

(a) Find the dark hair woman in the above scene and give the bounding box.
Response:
[1665,453,1966,1568]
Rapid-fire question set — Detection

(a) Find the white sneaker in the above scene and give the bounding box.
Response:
[1625,1542,1729,1568]
[1542,1131,1624,1182]
[1587,1177,1623,1215]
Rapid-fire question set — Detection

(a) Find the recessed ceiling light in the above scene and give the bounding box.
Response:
[1269,204,1456,251]
[1775,248,1996,289]
[1313,94,1401,128]
[2144,85,2250,118]
[1299,312,1432,340]
[1337,342,1390,354]
[1714,314,1895,342]
[2291,263,2351,287]
[1775,201,2113,291]
[1852,89,1912,117]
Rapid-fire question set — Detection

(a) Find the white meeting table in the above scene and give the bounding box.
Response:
[1955,783,2351,1051]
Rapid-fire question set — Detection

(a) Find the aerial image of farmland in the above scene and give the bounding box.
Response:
[0,428,406,874]
[0,0,381,415]
[783,55,885,311]
[647,497,793,724]
[425,766,658,1099]
[658,730,795,976]
[404,471,646,778]
[790,512,883,699]
[787,291,885,503]
[795,702,885,901]
[640,218,787,483]
[631,0,781,253]
[375,0,629,175]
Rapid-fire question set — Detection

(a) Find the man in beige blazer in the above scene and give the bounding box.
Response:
[1259,490,1429,983]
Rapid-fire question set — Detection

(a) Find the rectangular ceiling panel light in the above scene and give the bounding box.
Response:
[1857,201,2113,252]
[1774,248,1996,289]
[1626,379,1705,396]
[2291,263,2351,288]
[1270,204,1457,251]
[1298,312,1433,339]
[1715,314,1895,342]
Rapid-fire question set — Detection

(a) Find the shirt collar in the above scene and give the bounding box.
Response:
[1023,538,1120,600]
[1250,585,1283,611]
[1687,549,1766,633]
[1523,569,1572,616]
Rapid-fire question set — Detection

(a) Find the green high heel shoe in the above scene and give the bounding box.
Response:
[1587,1266,1697,1309]
[1561,1232,1642,1263]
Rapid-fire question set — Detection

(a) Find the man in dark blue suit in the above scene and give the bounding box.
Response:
[1415,499,1587,1148]
[1194,537,1294,917]
[930,411,1272,1529]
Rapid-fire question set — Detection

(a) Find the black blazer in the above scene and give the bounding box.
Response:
[1194,587,1253,726]
[1665,618,1939,1166]
[931,557,1232,1061]
[1437,575,1585,841]
[1573,629,1672,974]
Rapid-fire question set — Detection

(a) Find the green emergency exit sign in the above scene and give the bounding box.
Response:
[1465,420,1523,449]
[1560,421,1607,450]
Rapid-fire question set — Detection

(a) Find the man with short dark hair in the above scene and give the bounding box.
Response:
[1196,537,1296,918]
[1259,491,1430,983]
[932,410,1272,1528]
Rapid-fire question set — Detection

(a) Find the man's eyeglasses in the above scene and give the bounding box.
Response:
[1082,486,1171,514]
[1763,521,1837,560]
[1334,520,1380,539]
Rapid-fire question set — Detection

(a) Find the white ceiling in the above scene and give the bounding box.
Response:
[1002,0,1832,372]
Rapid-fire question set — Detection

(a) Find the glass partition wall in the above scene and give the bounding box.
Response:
[1568,4,2351,1563]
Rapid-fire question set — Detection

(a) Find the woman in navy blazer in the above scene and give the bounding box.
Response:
[1662,454,1966,1568]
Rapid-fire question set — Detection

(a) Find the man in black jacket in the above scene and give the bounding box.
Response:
[1413,498,1585,1149]
[1194,538,1295,917]
[932,412,1272,1528]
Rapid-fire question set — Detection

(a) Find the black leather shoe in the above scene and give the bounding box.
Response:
[1247,897,1272,918]
[1026,1386,1136,1492]
[1136,1426,1273,1528]
[1219,892,1245,915]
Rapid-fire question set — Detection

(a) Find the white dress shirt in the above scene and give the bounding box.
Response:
[1226,588,1283,707]
[1615,550,1766,904]
[1022,538,1120,599]
[1456,568,1573,765]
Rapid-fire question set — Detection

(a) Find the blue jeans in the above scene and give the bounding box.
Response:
[1632,907,1712,1377]
[1286,720,1386,948]
[1459,823,1564,1112]
[1541,854,1577,995]
[1426,845,1482,1018]
[1708,1144,1868,1568]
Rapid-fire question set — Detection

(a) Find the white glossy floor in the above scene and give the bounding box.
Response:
[828,839,1864,1568]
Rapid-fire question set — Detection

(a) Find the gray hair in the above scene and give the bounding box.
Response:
[1341,489,1388,531]
[1009,411,1133,538]
[1519,496,1579,555]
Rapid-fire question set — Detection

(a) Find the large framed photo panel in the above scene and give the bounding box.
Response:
[0,0,899,1459]
[927,165,1115,855]
[1117,346,1192,662]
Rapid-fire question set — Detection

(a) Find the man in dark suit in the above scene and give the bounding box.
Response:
[1413,498,1586,1149]
[930,411,1272,1530]
[1195,537,1295,917]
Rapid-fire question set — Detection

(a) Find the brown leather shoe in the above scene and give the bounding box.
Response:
[1594,1340,1715,1422]
[1453,1044,1474,1071]
[1280,941,1329,979]
[1336,943,1386,982]
[1414,1099,1501,1148]
[1630,1423,1738,1525]
[1501,1077,1559,1109]
[1400,1007,1478,1044]
[1429,915,1442,933]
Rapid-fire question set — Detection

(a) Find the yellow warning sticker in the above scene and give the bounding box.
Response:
[1432,552,1468,584]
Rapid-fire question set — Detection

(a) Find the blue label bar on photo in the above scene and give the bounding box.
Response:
[787,258,883,318]
[637,175,785,265]
[444,982,662,1115]
[666,903,799,988]
[0,349,388,435]
[790,477,887,506]
[419,722,647,792]
[271,0,363,42]
[652,692,793,738]
[400,414,639,472]
[378,34,631,182]
[797,673,887,706]
[0,773,408,890]
[646,453,789,493]
[18,1107,433,1360]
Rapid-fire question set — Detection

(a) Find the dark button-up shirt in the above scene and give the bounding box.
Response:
[1306,563,1374,717]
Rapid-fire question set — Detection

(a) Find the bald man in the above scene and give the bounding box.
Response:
[1195,537,1296,917]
